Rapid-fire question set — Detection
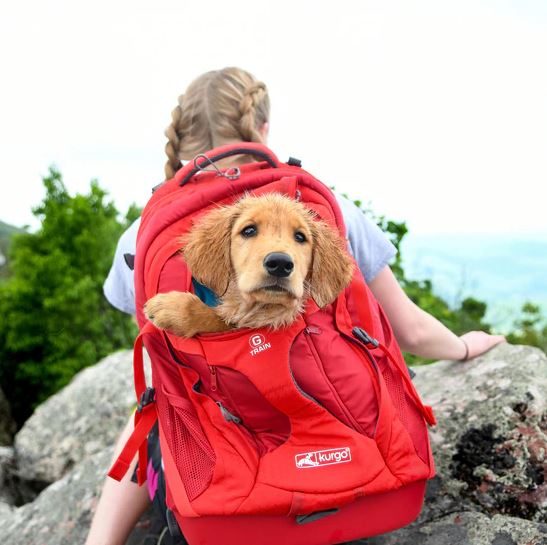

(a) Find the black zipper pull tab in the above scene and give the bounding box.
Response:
[209,365,218,392]
[352,327,379,348]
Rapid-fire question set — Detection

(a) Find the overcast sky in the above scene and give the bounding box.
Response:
[1,0,546,235]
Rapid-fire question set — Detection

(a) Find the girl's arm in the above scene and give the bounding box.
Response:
[368,266,506,360]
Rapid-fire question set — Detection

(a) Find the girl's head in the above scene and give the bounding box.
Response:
[164,67,270,179]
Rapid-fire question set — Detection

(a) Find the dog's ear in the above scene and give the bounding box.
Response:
[308,219,355,308]
[182,205,237,296]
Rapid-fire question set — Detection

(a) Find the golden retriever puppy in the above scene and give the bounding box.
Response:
[144,193,354,337]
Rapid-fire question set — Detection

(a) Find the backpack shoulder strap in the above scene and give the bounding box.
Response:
[108,322,158,485]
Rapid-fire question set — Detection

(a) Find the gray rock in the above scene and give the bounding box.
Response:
[14,350,150,486]
[3,344,546,545]
[358,511,547,545]
[0,385,16,446]
[0,446,114,544]
[0,444,171,545]
[0,502,13,522]
[0,447,15,505]
[412,343,547,523]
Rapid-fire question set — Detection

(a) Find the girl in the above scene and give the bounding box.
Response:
[87,67,505,545]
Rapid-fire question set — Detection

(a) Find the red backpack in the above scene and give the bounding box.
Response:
[109,143,436,545]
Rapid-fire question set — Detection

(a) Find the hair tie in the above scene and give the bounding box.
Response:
[460,338,470,361]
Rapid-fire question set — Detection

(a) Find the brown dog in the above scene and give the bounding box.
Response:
[144,193,354,336]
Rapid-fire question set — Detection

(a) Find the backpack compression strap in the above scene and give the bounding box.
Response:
[108,322,158,485]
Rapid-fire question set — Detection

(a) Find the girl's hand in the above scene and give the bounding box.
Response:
[460,331,507,361]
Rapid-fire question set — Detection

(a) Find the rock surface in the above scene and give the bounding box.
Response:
[0,343,545,545]
[0,444,171,545]
[14,350,149,487]
[0,446,113,544]
[362,511,547,545]
[413,343,546,524]
[0,446,15,505]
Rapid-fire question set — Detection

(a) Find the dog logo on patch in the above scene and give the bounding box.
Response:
[295,447,351,469]
[249,334,271,356]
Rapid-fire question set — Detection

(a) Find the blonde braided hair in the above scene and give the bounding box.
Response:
[164,67,270,180]
[238,82,268,143]
[164,99,184,180]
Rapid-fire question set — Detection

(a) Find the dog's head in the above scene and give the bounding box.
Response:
[183,193,354,309]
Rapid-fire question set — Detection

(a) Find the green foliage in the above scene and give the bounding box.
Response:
[0,168,137,426]
[0,220,25,280]
[506,302,547,353]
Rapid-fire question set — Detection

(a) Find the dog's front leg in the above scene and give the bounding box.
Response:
[144,291,231,337]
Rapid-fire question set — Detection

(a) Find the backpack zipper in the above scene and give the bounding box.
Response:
[287,341,322,406]
[209,365,218,392]
[331,327,379,377]
[302,326,367,435]
[336,328,386,437]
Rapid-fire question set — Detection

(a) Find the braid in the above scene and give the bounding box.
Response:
[164,96,184,180]
[238,82,268,143]
[162,68,270,177]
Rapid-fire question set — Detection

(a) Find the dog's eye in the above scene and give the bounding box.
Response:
[241,225,257,238]
[294,231,307,243]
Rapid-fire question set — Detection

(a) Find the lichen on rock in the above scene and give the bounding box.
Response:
[413,343,547,524]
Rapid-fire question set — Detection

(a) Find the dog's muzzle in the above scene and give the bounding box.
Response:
[263,252,294,278]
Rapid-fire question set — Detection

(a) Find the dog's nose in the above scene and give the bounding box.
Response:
[263,252,294,278]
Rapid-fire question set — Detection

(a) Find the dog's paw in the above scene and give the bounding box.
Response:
[144,291,203,337]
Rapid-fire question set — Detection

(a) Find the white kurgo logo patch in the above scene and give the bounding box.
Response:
[249,334,271,356]
[295,447,352,468]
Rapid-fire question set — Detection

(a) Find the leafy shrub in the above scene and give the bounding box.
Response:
[0,168,138,426]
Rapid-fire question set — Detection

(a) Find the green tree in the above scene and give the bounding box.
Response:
[0,168,137,426]
[0,220,25,281]
[506,302,547,353]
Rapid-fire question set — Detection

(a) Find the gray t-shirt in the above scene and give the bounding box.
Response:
[103,193,396,315]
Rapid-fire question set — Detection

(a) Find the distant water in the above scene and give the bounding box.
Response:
[400,233,547,332]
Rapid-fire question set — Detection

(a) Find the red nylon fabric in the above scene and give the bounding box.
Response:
[108,326,158,485]
[112,144,436,542]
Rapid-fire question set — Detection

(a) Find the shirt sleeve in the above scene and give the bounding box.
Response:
[334,193,397,283]
[103,218,140,315]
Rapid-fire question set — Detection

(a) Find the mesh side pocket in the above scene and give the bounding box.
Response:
[382,365,408,427]
[382,364,429,463]
[158,386,216,502]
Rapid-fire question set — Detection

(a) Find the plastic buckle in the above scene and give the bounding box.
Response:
[287,156,302,167]
[352,327,379,348]
[137,387,156,412]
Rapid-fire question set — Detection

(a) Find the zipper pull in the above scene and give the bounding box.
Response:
[352,327,379,348]
[209,365,218,392]
[305,325,322,335]
[216,402,242,424]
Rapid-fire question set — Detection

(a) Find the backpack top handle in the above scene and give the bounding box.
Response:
[178,143,281,187]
